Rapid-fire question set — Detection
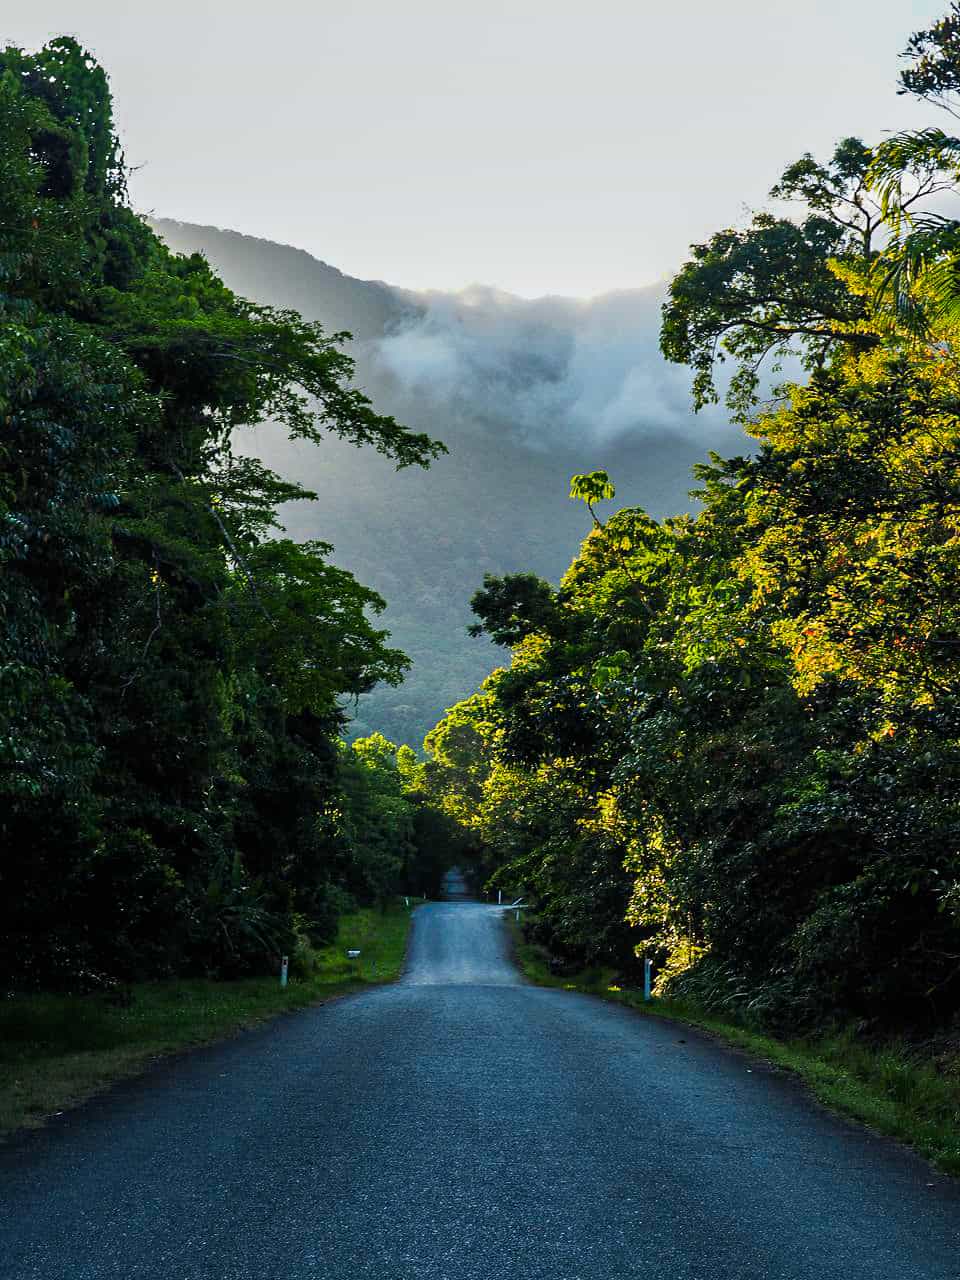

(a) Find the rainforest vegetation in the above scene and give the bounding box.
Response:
[149,219,722,753]
[420,9,960,1031]
[0,37,468,991]
[9,9,960,1051]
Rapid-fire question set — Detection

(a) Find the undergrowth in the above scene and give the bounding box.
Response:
[0,900,420,1137]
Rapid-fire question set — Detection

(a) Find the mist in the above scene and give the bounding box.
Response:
[371,283,732,451]
[149,219,745,746]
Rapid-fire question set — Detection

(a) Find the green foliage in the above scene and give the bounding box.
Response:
[0,38,445,990]
[425,11,960,1031]
[900,4,960,112]
[660,140,877,416]
[467,573,558,646]
[335,733,467,902]
[861,18,960,333]
[569,470,616,505]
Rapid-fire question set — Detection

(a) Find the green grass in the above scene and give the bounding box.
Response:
[0,899,422,1139]
[509,922,960,1177]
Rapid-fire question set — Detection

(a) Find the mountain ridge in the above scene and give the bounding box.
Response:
[149,218,742,745]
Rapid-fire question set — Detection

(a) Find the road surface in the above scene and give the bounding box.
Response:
[2,897,960,1278]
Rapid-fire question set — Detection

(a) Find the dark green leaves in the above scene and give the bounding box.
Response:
[0,37,445,989]
[468,572,559,646]
[661,140,880,417]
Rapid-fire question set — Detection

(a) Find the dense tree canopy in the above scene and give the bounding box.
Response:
[0,38,449,989]
[13,13,960,1035]
[425,9,960,1030]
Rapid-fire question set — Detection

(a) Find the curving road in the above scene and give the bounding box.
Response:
[2,896,960,1278]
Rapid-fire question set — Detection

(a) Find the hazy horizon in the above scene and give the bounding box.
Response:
[154,215,741,457]
[7,1,941,298]
[151,215,740,747]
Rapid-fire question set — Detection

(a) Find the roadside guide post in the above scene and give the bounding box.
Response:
[280,955,289,988]
[643,957,652,1002]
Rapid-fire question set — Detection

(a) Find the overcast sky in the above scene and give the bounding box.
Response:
[6,1,945,297]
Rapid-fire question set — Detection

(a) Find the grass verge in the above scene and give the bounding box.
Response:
[510,919,960,1177]
[0,899,422,1139]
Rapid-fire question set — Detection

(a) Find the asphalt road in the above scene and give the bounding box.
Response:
[3,899,960,1279]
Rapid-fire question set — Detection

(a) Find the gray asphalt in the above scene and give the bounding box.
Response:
[3,895,960,1279]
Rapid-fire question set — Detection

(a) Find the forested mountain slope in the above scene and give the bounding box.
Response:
[151,219,740,745]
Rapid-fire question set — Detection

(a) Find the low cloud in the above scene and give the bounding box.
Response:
[371,283,730,450]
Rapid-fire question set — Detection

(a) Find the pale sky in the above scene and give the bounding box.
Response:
[5,1,945,297]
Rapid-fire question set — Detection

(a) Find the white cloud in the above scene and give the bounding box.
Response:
[372,283,731,450]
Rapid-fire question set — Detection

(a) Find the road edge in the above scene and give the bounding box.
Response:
[1,903,423,1142]
[506,914,960,1179]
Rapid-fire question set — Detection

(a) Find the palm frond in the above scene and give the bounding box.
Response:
[871,217,960,333]
[868,128,960,222]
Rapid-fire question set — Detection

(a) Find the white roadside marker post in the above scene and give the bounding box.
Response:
[280,955,289,988]
[643,957,652,1002]
[498,889,502,905]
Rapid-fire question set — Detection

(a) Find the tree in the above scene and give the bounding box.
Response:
[468,573,558,646]
[0,38,445,988]
[661,139,877,417]
[900,4,960,115]
[418,6,960,1030]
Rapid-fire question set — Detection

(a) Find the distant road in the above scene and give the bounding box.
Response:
[2,901,960,1279]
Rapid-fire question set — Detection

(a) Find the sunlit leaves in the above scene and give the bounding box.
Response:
[569,470,615,505]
